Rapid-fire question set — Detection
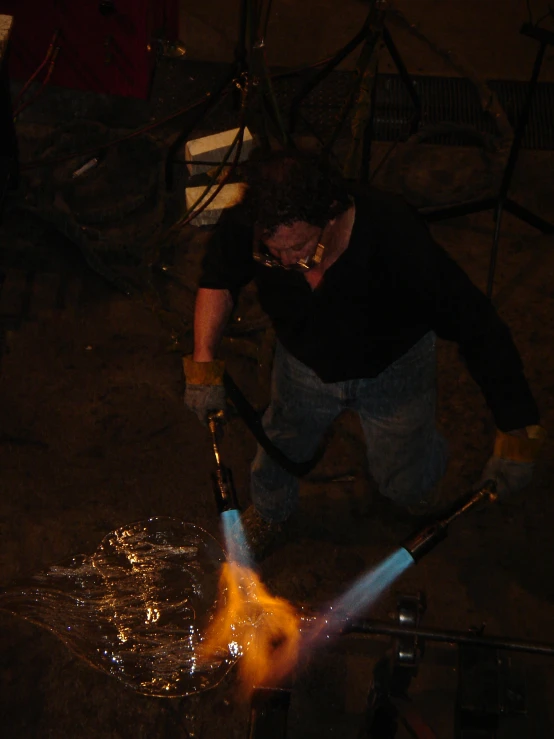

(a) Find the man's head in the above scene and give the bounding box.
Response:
[261,220,325,269]
[240,149,351,270]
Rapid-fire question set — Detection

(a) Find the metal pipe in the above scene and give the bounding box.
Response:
[208,410,240,514]
[288,4,376,134]
[344,619,554,658]
[401,483,498,563]
[381,24,421,133]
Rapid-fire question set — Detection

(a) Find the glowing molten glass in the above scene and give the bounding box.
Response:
[199,562,301,698]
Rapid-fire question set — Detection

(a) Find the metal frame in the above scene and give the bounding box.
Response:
[288,3,420,183]
[164,0,290,190]
[248,604,554,738]
[420,23,554,298]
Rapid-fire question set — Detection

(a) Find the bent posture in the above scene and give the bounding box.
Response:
[184,150,544,559]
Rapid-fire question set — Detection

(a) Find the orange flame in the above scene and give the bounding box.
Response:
[199,562,301,698]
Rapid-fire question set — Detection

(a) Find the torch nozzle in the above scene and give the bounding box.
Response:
[402,481,498,563]
[402,521,448,563]
[208,409,226,432]
[208,410,226,466]
[212,466,239,514]
[207,410,239,514]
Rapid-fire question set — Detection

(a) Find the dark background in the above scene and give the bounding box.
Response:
[0,1,553,736]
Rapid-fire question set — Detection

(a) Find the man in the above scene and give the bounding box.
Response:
[184,149,544,560]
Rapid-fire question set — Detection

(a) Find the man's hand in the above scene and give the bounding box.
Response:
[183,355,227,426]
[479,425,546,498]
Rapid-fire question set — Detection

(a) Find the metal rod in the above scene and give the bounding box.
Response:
[345,619,554,657]
[497,42,546,203]
[441,484,495,527]
[164,67,236,189]
[208,412,223,467]
[418,22,554,297]
[359,58,379,184]
[208,410,240,513]
[503,197,554,233]
[260,0,274,46]
[322,78,360,155]
[520,21,554,46]
[419,197,497,223]
[382,24,421,133]
[401,483,497,563]
[487,39,547,297]
[165,0,254,190]
[288,7,374,133]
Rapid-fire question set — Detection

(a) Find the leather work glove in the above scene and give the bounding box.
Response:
[183,355,227,426]
[479,425,546,498]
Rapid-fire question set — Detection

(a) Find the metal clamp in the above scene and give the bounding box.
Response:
[395,592,426,669]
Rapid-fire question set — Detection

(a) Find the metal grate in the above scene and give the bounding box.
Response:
[271,72,554,150]
[157,61,554,150]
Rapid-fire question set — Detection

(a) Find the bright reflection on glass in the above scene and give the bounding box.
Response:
[195,508,300,698]
[198,561,301,699]
[0,517,235,697]
[0,511,415,700]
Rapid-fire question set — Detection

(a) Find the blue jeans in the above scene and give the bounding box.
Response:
[250,333,449,523]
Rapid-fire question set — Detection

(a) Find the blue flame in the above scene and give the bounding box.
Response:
[220,509,254,568]
[305,547,414,647]
[219,512,414,656]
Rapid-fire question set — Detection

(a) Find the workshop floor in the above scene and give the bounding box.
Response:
[1,1,554,737]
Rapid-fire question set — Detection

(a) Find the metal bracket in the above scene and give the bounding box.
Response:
[394,592,426,671]
[360,592,430,738]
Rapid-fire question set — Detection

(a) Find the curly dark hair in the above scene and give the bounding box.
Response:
[239,149,352,235]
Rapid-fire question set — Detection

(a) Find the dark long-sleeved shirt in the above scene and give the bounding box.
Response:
[199,185,539,432]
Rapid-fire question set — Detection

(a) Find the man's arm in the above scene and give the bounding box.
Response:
[183,287,234,424]
[383,197,540,431]
[183,205,254,423]
[193,287,234,361]
[372,190,545,496]
[193,205,255,361]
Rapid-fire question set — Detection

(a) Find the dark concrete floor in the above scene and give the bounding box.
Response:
[1,3,554,738]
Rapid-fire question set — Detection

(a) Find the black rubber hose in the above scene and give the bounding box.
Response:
[223,371,322,477]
